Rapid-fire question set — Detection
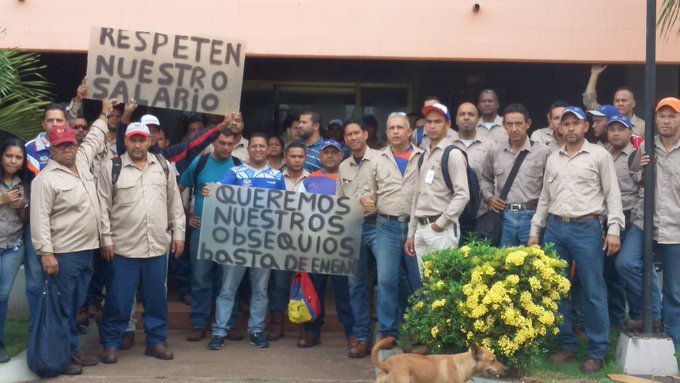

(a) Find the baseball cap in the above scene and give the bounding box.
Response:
[49,124,77,146]
[561,106,587,121]
[587,104,620,119]
[422,103,450,121]
[607,115,634,129]
[328,119,344,128]
[141,114,161,127]
[125,122,151,137]
[320,139,343,152]
[656,97,680,112]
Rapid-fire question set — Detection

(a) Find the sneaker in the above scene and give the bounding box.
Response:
[208,335,226,350]
[249,332,269,348]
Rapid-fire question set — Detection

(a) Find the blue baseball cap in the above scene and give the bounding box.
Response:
[561,106,587,121]
[320,139,343,152]
[587,104,620,119]
[607,115,634,129]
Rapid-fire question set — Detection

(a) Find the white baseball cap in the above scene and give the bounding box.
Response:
[125,122,151,137]
[141,114,161,127]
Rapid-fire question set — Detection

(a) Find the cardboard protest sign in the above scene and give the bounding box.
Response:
[198,184,362,276]
[86,26,245,114]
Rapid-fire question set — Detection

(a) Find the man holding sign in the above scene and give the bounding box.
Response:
[202,133,285,351]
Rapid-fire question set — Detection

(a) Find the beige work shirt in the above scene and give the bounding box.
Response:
[530,127,555,146]
[337,147,380,205]
[408,139,470,237]
[609,143,640,213]
[369,145,424,217]
[452,137,495,216]
[631,136,680,243]
[530,141,624,237]
[0,176,25,248]
[480,138,551,204]
[283,169,310,192]
[582,90,646,137]
[98,152,186,258]
[30,119,108,254]
[475,115,507,144]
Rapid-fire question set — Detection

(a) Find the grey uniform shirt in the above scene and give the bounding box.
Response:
[283,169,310,192]
[475,115,508,144]
[408,139,470,237]
[530,141,624,237]
[631,136,680,243]
[609,143,640,213]
[337,147,380,217]
[451,137,494,216]
[530,128,555,146]
[369,145,424,217]
[480,138,551,204]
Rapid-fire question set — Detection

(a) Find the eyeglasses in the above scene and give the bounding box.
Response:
[72,124,88,130]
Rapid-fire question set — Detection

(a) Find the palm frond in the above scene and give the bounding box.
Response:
[0,50,53,140]
[658,0,680,38]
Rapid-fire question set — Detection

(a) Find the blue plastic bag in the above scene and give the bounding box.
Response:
[27,278,70,377]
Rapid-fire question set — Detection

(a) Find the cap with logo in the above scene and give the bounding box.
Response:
[49,124,77,146]
[125,122,151,137]
[587,104,620,119]
[656,97,680,113]
[607,115,634,129]
[561,106,587,121]
[141,114,161,127]
[421,103,451,121]
[320,139,343,152]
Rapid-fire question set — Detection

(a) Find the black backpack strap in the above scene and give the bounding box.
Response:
[628,149,638,170]
[194,154,210,188]
[153,153,170,179]
[111,157,122,186]
[499,150,530,200]
[417,152,424,170]
[441,145,469,193]
[233,156,242,166]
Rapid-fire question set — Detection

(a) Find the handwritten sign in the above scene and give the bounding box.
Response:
[86,26,245,114]
[198,184,362,276]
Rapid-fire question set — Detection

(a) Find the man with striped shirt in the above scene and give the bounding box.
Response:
[299,111,325,172]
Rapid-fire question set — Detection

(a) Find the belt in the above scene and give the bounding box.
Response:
[378,214,410,223]
[549,214,600,224]
[364,215,377,225]
[505,201,538,212]
[416,215,441,225]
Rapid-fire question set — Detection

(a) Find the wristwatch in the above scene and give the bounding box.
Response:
[100,112,110,119]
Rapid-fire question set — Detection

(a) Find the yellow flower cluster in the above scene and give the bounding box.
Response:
[422,260,433,279]
[505,250,527,267]
[431,325,440,338]
[431,299,447,309]
[435,280,446,290]
[460,245,471,257]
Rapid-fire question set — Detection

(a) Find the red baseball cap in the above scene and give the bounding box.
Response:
[49,124,77,146]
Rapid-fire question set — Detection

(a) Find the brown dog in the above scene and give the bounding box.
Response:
[371,337,506,383]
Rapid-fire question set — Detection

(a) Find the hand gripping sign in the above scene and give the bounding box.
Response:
[198,184,363,276]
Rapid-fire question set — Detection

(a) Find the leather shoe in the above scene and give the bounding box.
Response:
[550,349,577,364]
[120,331,135,350]
[71,351,99,367]
[144,344,174,360]
[63,362,83,375]
[226,331,244,341]
[297,332,321,348]
[580,358,604,374]
[187,328,206,342]
[349,340,371,358]
[100,348,118,364]
[347,335,357,349]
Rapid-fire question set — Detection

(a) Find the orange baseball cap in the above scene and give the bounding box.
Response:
[656,97,680,112]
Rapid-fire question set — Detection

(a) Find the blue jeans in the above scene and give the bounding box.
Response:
[0,244,24,346]
[303,273,354,339]
[348,222,378,341]
[23,225,43,329]
[374,215,420,338]
[655,243,680,349]
[603,226,631,325]
[190,227,223,329]
[169,226,191,299]
[542,217,610,360]
[615,225,662,321]
[500,210,534,247]
[99,255,168,349]
[268,269,292,313]
[49,250,94,353]
[85,250,106,305]
[212,265,270,336]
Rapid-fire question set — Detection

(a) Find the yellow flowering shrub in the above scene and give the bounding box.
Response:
[402,241,570,373]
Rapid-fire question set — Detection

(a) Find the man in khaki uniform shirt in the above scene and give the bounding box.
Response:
[30,100,114,375]
[475,90,508,144]
[364,112,424,349]
[530,101,569,147]
[480,103,550,247]
[405,103,470,271]
[336,121,380,358]
[97,122,185,364]
[619,98,680,351]
[528,106,624,374]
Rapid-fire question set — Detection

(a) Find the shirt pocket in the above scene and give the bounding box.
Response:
[115,180,140,206]
[151,172,168,199]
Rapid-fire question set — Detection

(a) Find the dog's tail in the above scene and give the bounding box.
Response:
[370,336,396,372]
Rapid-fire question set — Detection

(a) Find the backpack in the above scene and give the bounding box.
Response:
[193,153,242,188]
[27,279,70,378]
[288,272,321,324]
[417,145,482,224]
[111,152,169,185]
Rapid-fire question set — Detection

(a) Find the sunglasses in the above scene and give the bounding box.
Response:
[72,124,89,130]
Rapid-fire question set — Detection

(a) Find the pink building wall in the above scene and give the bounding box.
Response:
[1,0,680,63]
